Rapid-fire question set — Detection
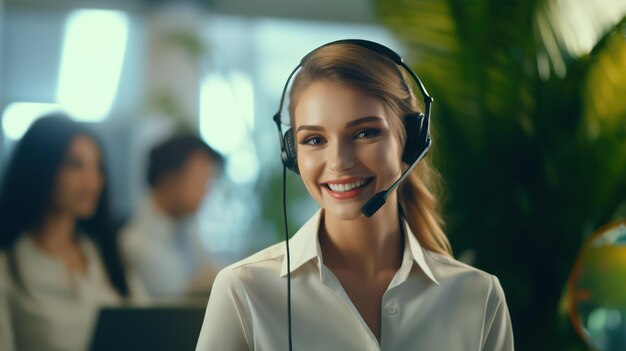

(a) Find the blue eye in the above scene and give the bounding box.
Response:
[303,136,325,145]
[355,128,380,139]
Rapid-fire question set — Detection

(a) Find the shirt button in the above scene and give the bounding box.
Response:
[385,304,398,315]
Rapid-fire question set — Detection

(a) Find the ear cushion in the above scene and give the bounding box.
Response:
[402,113,427,164]
[283,128,300,174]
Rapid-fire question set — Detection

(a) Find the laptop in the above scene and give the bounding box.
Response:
[89,305,206,351]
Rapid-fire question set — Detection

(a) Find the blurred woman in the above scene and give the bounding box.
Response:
[0,114,144,351]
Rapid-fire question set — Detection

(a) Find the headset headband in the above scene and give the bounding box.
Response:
[273,39,433,126]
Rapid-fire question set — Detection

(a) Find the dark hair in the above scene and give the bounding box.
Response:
[0,114,130,296]
[147,134,224,188]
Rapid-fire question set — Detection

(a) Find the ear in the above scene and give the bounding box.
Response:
[402,112,426,164]
[283,128,300,174]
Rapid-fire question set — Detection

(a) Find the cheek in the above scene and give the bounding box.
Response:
[181,178,206,204]
[297,151,319,175]
[296,150,324,197]
[361,141,403,178]
[55,170,78,196]
[50,172,78,211]
[190,182,206,202]
[56,169,103,198]
[88,173,105,194]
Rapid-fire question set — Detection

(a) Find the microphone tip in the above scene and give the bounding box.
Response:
[361,192,387,217]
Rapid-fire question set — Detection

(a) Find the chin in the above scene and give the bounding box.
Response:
[323,203,364,221]
[73,205,98,219]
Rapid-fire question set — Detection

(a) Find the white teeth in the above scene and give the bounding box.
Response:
[327,179,367,193]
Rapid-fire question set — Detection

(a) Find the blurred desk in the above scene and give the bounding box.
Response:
[90,300,207,351]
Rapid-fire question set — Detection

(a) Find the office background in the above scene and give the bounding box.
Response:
[1,0,625,349]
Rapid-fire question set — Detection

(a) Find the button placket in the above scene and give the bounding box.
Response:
[383,294,399,316]
[385,302,398,315]
[380,296,399,351]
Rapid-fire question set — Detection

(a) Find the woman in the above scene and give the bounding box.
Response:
[196,41,514,350]
[0,115,144,351]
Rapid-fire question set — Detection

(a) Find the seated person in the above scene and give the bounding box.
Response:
[121,134,224,298]
[0,115,145,351]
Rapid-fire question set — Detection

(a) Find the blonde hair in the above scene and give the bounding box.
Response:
[288,43,452,256]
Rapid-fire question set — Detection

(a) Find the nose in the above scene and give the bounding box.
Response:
[328,139,356,173]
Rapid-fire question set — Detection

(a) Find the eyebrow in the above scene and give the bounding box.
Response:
[296,125,325,133]
[296,116,384,133]
[345,116,384,128]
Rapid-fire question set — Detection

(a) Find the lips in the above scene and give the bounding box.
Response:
[321,177,374,199]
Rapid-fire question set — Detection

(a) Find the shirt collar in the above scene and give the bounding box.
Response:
[279,209,323,277]
[279,209,439,285]
[402,218,440,284]
[16,232,99,283]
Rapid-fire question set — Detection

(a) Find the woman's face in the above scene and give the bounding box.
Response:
[293,81,403,220]
[52,135,105,219]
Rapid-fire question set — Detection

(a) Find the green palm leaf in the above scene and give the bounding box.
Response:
[376,1,626,349]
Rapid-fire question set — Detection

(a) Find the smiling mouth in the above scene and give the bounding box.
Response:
[322,177,374,194]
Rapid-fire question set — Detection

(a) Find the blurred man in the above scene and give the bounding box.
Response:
[121,134,224,298]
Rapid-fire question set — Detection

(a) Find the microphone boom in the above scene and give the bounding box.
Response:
[360,138,431,217]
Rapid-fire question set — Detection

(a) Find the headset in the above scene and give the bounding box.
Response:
[272,39,434,350]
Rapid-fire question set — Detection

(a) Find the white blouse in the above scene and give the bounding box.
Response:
[196,209,514,350]
[120,197,218,298]
[0,234,145,351]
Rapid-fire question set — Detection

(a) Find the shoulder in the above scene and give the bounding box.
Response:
[222,241,285,273]
[424,250,504,296]
[119,218,152,252]
[213,242,285,288]
[119,214,143,239]
[0,252,7,280]
[425,250,493,280]
[0,251,13,292]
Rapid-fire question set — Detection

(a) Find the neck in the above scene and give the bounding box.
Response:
[152,188,179,220]
[32,211,77,254]
[320,195,403,276]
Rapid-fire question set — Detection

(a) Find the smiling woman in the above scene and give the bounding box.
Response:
[293,82,401,220]
[196,40,515,351]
